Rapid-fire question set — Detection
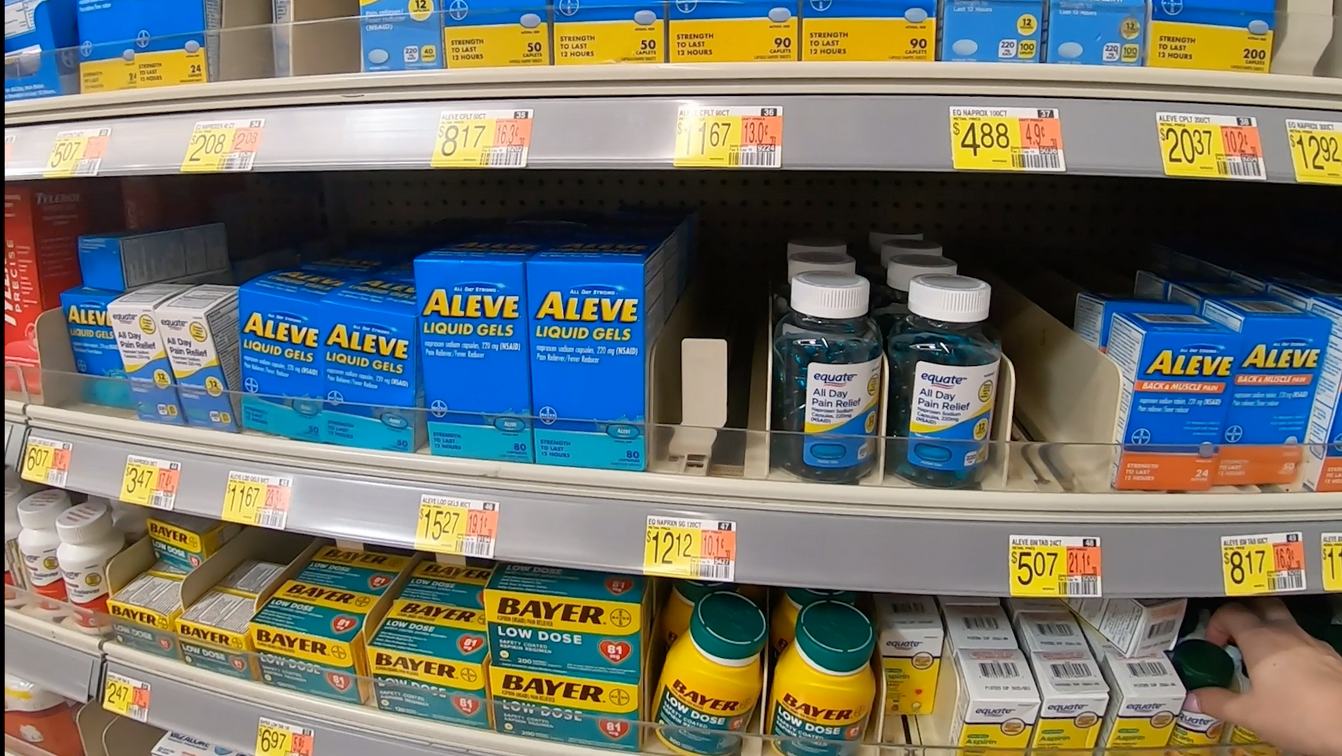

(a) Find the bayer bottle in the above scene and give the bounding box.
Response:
[771,272,882,484]
[886,275,1000,489]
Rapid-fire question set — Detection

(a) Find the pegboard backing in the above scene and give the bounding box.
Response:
[327,170,1336,271]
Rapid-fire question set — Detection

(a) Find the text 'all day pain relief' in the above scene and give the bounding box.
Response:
[442,0,550,67]
[416,244,534,462]
[1104,312,1239,491]
[939,0,1045,62]
[800,0,936,61]
[156,285,242,433]
[552,0,665,64]
[109,284,190,425]
[669,0,797,62]
[1146,0,1274,72]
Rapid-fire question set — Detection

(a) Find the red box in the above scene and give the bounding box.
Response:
[4,183,88,394]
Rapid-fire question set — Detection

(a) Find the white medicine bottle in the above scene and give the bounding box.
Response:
[56,501,123,634]
[88,496,149,542]
[16,489,73,615]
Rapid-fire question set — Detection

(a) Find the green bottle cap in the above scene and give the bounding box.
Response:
[795,601,874,675]
[690,591,767,661]
[675,580,728,604]
[1171,639,1235,690]
[785,587,858,609]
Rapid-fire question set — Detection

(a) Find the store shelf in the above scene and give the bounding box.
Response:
[4,609,105,703]
[5,66,1340,181]
[5,414,26,469]
[22,403,1342,598]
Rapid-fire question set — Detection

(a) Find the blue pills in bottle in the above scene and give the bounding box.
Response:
[886,274,1001,489]
[772,272,883,484]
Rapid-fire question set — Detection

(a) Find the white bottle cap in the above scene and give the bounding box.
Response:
[880,238,943,267]
[868,231,923,255]
[16,490,72,529]
[55,501,116,545]
[787,237,847,258]
[790,272,870,320]
[887,254,958,291]
[908,275,992,323]
[787,251,856,281]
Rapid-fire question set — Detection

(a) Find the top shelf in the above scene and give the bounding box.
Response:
[6,65,1341,181]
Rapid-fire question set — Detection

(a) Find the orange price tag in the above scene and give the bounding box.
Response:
[21,437,73,487]
[1222,532,1306,596]
[644,516,738,581]
[950,107,1066,172]
[120,455,181,510]
[674,106,783,168]
[1157,113,1266,180]
[414,496,500,558]
[45,128,110,178]
[431,109,533,168]
[1010,535,1102,597]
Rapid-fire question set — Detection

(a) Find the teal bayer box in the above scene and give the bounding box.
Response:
[321,276,426,453]
[527,237,669,471]
[361,0,444,71]
[1044,0,1145,64]
[239,270,350,443]
[60,287,133,408]
[939,0,1044,61]
[415,244,535,463]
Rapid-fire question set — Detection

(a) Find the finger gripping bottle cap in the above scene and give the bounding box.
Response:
[1171,639,1235,690]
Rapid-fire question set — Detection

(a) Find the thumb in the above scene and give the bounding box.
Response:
[1192,686,1250,724]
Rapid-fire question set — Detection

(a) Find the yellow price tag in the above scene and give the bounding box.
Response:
[643,516,737,580]
[221,471,292,529]
[181,119,264,173]
[1009,535,1102,597]
[20,437,72,487]
[1285,120,1342,186]
[1222,532,1306,596]
[950,107,1065,172]
[1323,533,1341,593]
[432,109,533,168]
[120,454,181,510]
[1157,113,1265,180]
[256,717,314,756]
[674,106,782,169]
[102,672,150,722]
[414,495,499,558]
[44,128,110,178]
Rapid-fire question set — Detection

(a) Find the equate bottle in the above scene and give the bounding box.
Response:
[662,580,730,648]
[1168,638,1235,753]
[16,489,72,616]
[654,591,768,756]
[771,587,858,656]
[766,600,876,756]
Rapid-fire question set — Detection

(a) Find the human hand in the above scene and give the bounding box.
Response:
[1192,598,1342,756]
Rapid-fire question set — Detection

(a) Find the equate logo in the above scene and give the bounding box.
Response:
[920,372,967,386]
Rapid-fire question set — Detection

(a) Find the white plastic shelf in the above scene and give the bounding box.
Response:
[4,609,105,703]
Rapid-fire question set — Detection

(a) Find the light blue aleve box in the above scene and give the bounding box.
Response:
[360,0,445,71]
[939,0,1044,61]
[1044,0,1146,65]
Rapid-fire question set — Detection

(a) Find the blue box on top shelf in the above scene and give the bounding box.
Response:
[238,270,351,443]
[75,0,139,93]
[1044,0,1145,65]
[321,276,425,453]
[415,242,537,463]
[60,286,133,408]
[361,0,443,71]
[5,0,80,100]
[939,0,1044,61]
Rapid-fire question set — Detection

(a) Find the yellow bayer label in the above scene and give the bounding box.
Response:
[670,17,796,62]
[801,18,934,61]
[554,20,664,64]
[80,59,137,93]
[444,24,549,68]
[136,48,208,88]
[1147,21,1272,72]
[881,655,939,714]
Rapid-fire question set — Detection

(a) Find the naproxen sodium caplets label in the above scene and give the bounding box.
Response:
[908,360,998,472]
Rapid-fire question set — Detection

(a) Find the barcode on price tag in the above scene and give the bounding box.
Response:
[221,472,293,529]
[674,106,782,169]
[20,437,72,487]
[643,516,737,581]
[414,495,499,558]
[950,107,1066,173]
[1221,532,1306,596]
[120,455,181,510]
[1009,535,1102,597]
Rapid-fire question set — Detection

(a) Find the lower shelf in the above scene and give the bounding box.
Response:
[4,609,103,704]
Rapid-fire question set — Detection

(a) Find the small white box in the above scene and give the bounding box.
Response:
[944,605,1017,651]
[1028,651,1109,750]
[939,595,1003,607]
[1066,598,1186,658]
[110,284,191,425]
[875,594,945,715]
[937,648,1041,751]
[1095,652,1185,750]
[1004,597,1065,619]
[1015,611,1088,653]
[156,285,242,432]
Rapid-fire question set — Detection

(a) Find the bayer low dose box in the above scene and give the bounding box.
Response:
[527,237,670,471]
[321,276,425,453]
[1066,598,1186,658]
[1045,0,1145,64]
[1201,298,1331,486]
[939,0,1044,62]
[1073,294,1193,352]
[800,0,936,61]
[4,0,79,101]
[416,244,534,462]
[1028,651,1109,750]
[361,0,443,71]
[60,287,133,408]
[1095,652,1185,750]
[239,270,351,442]
[552,0,665,64]
[1147,0,1274,73]
[874,594,944,715]
[1105,312,1239,490]
[442,0,550,68]
[669,0,797,62]
[157,285,241,432]
[1304,296,1342,492]
[109,284,190,424]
